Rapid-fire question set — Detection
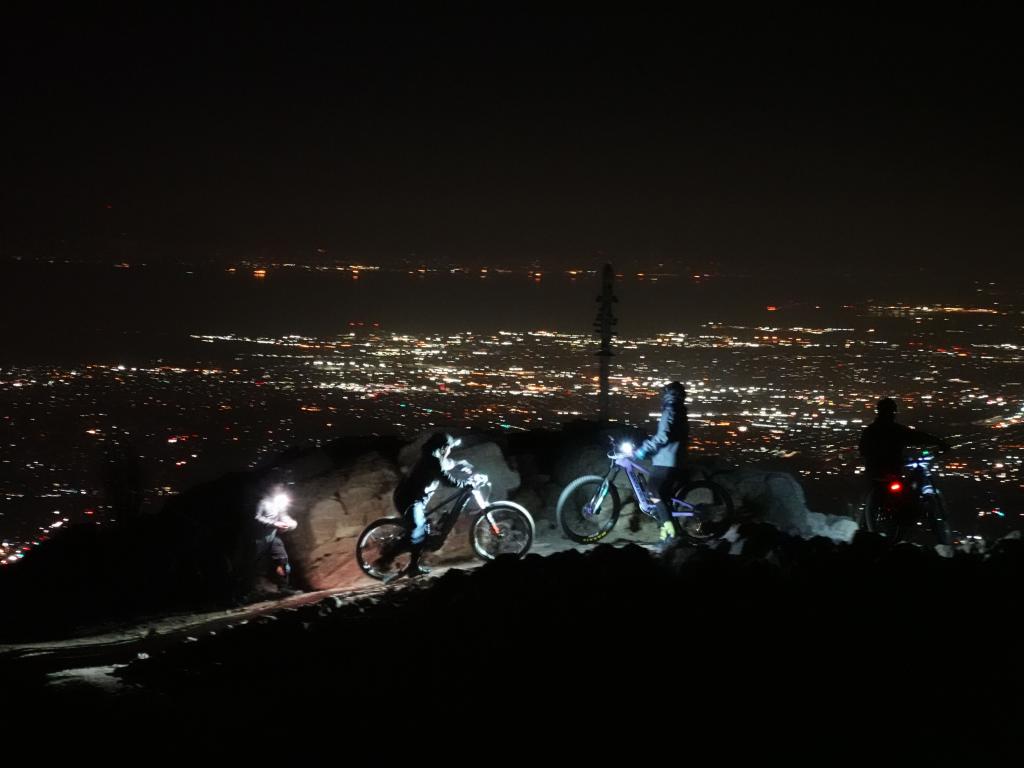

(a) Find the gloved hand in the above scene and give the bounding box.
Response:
[634,447,647,460]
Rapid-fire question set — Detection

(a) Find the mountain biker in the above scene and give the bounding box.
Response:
[253,484,300,596]
[393,432,478,577]
[859,397,952,542]
[633,381,689,549]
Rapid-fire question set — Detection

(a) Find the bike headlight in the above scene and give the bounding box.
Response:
[619,441,634,457]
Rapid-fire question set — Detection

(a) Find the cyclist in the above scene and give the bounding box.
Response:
[392,432,478,577]
[634,381,689,550]
[859,398,949,477]
[859,397,952,542]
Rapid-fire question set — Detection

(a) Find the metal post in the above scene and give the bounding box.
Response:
[594,262,617,423]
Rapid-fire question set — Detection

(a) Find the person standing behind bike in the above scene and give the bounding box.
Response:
[633,381,689,550]
[859,398,950,478]
[393,432,476,577]
[859,397,952,541]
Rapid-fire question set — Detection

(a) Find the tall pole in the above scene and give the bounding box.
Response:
[594,262,617,423]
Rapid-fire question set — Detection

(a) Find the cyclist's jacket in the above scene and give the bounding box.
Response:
[394,453,475,514]
[858,416,944,478]
[253,497,297,543]
[639,388,689,468]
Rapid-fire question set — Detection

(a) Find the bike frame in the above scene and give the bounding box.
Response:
[594,452,695,519]
[418,483,501,549]
[905,453,940,498]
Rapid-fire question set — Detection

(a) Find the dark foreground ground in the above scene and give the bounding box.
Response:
[5,526,1023,760]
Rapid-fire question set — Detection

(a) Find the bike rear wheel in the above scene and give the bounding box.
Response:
[471,501,536,560]
[863,489,903,542]
[356,517,413,580]
[673,480,734,545]
[556,475,621,544]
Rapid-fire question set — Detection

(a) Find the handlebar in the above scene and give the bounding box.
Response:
[908,445,951,460]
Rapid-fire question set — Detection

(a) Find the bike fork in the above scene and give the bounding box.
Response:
[588,470,618,515]
[587,481,610,516]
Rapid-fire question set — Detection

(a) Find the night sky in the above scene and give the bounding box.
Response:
[3,2,1022,279]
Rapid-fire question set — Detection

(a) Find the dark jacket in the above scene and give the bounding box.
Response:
[639,390,689,468]
[394,454,475,514]
[859,416,944,477]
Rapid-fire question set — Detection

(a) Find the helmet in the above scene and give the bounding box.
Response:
[876,398,897,417]
[662,381,685,399]
[422,432,461,458]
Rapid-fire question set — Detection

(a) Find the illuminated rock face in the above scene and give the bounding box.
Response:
[396,430,522,503]
[285,453,401,590]
[285,434,522,589]
[0,426,865,638]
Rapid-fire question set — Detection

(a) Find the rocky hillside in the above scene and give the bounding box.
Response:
[0,422,934,640]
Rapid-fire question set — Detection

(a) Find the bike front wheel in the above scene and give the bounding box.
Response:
[470,501,536,560]
[925,493,952,546]
[556,475,622,544]
[356,517,413,580]
[673,480,734,545]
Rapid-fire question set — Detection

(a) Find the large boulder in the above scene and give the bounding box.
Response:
[287,434,524,585]
[705,464,858,543]
[397,431,522,502]
[285,452,399,590]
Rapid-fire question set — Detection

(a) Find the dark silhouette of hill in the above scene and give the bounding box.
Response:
[12,528,1023,758]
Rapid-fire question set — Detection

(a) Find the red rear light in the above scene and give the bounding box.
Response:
[888,481,903,493]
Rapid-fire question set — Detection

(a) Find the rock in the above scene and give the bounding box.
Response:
[398,431,521,502]
[286,452,400,590]
[286,434,523,582]
[699,463,858,543]
[450,440,521,502]
[552,442,614,486]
